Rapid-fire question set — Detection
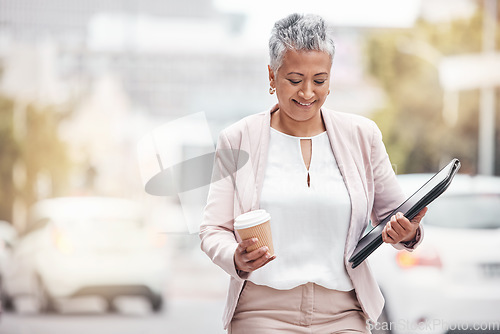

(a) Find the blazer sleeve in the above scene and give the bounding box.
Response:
[199,130,246,281]
[369,122,424,251]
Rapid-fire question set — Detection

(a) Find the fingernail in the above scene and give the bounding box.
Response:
[263,246,269,252]
[265,253,270,259]
[396,212,403,218]
[252,238,257,242]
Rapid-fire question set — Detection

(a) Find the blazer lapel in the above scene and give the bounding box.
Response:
[252,105,275,210]
[234,105,275,215]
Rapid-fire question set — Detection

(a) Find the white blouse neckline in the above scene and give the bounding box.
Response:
[270,127,327,140]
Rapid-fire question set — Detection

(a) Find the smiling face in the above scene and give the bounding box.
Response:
[269,49,332,126]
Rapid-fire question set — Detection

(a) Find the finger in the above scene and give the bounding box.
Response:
[391,214,409,234]
[384,231,397,244]
[388,217,404,234]
[249,252,273,270]
[382,225,395,244]
[244,246,269,262]
[258,253,276,269]
[238,238,258,253]
[391,223,406,236]
[242,253,276,272]
[391,212,411,232]
[386,226,400,242]
[384,222,400,243]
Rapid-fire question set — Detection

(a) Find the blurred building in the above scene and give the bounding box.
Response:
[0,0,480,120]
[0,0,391,124]
[0,0,216,42]
[0,0,269,122]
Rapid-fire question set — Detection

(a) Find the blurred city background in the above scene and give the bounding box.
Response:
[0,0,499,333]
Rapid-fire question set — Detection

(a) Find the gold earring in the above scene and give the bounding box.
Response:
[269,87,276,95]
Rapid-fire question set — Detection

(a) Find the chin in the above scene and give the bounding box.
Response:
[289,108,321,122]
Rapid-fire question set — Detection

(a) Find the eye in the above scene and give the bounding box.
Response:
[314,80,326,85]
[287,79,301,84]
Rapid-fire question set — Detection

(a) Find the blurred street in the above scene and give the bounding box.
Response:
[1,234,229,334]
[1,298,226,334]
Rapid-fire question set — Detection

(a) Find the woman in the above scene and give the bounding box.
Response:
[200,13,427,333]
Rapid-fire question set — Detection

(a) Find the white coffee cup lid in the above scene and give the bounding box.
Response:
[234,209,271,229]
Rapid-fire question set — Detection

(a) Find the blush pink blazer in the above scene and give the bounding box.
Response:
[200,105,423,329]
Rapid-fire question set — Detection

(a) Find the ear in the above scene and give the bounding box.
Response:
[268,65,275,88]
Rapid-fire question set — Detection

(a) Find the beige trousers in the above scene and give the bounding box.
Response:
[229,281,370,334]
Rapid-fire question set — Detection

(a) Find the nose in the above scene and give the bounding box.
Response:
[298,82,314,100]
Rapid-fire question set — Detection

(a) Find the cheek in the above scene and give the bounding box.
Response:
[276,85,296,98]
[322,89,332,101]
[319,86,330,97]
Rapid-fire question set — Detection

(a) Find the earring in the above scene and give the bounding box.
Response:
[269,87,276,95]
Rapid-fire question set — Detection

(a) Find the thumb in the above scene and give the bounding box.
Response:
[411,207,428,224]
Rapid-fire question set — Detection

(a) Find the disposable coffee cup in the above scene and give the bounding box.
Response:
[234,209,274,256]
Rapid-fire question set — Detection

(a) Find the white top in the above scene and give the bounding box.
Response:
[248,127,354,291]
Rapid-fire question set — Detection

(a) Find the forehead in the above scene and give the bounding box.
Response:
[279,49,332,74]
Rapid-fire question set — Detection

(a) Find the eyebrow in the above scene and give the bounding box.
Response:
[286,72,328,76]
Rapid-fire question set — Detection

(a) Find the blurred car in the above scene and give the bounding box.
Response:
[369,174,500,334]
[2,197,168,313]
[0,220,17,309]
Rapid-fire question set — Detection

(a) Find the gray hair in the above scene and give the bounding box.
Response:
[269,13,335,72]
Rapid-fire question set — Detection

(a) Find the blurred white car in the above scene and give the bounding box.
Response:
[0,220,17,308]
[369,174,500,334]
[2,197,168,313]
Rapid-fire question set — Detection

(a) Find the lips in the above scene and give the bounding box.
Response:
[293,99,315,108]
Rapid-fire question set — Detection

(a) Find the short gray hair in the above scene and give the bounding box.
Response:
[269,13,335,72]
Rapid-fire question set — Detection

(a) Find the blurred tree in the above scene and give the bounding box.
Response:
[0,95,72,224]
[365,8,499,174]
[21,103,72,208]
[0,97,20,223]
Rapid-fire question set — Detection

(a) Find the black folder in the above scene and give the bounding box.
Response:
[348,158,461,269]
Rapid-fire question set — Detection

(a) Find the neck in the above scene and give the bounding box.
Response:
[271,109,326,137]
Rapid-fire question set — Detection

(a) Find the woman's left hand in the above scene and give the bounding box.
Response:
[381,207,428,244]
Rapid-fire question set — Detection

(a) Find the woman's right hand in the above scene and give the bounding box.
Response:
[234,238,276,273]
